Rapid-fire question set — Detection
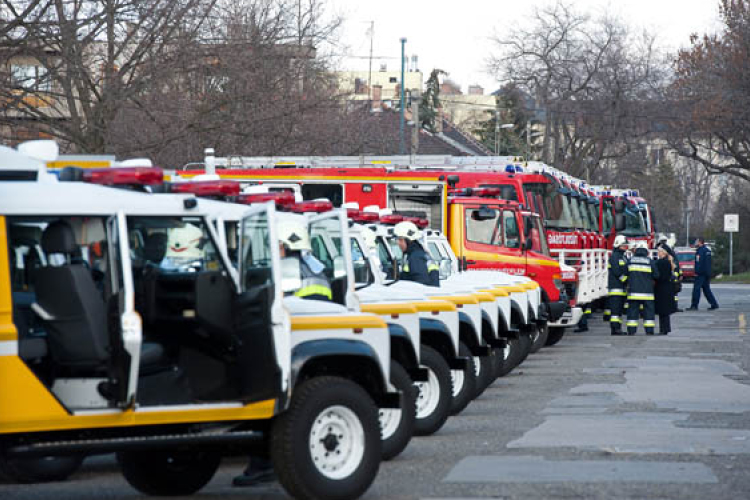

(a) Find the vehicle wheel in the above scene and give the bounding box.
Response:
[413,345,452,436]
[271,376,381,500]
[449,342,477,416]
[495,338,517,377]
[380,362,416,460]
[517,331,533,365]
[545,327,566,346]
[530,323,549,353]
[473,353,495,398]
[0,455,84,483]
[118,450,220,495]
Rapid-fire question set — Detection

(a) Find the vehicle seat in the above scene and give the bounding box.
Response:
[34,220,111,372]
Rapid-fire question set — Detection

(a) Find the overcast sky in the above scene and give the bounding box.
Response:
[328,0,724,93]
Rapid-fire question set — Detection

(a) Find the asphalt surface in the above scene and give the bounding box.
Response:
[3,283,750,500]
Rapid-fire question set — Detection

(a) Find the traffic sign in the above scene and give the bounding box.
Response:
[725,214,739,233]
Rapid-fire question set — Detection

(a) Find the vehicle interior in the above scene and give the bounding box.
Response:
[7,214,280,410]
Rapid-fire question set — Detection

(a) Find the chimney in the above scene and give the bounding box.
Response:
[371,85,382,111]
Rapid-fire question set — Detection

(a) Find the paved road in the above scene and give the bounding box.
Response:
[4,283,750,500]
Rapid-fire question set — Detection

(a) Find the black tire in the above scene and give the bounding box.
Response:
[0,455,83,483]
[500,334,529,376]
[380,362,416,460]
[414,345,452,436]
[449,341,477,416]
[517,331,533,365]
[530,323,549,353]
[546,326,566,346]
[118,450,220,496]
[473,353,495,398]
[496,337,518,377]
[271,376,381,500]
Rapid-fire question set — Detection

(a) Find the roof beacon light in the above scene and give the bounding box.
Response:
[236,191,295,207]
[379,214,404,225]
[352,211,380,223]
[84,167,164,186]
[171,180,240,197]
[504,165,515,173]
[289,200,334,213]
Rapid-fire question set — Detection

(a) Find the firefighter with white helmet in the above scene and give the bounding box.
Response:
[625,240,660,335]
[277,219,332,301]
[607,235,630,335]
[394,221,439,287]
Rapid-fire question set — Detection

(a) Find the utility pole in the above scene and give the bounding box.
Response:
[399,37,407,155]
[494,110,500,156]
[526,119,531,160]
[367,21,374,100]
[411,100,419,155]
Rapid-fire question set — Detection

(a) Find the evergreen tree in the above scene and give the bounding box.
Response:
[420,69,447,133]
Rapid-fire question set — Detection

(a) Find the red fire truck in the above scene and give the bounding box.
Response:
[172,164,569,324]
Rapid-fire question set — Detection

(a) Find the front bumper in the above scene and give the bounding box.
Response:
[549,307,583,328]
[547,299,569,323]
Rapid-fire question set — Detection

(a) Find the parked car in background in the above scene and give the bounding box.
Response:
[675,247,697,281]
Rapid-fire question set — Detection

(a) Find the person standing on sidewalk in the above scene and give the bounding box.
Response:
[655,247,676,335]
[688,237,719,311]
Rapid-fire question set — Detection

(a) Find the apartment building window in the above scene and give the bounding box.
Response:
[10,64,51,91]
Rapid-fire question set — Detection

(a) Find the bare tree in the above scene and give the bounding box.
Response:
[0,0,217,152]
[668,0,750,182]
[488,1,668,178]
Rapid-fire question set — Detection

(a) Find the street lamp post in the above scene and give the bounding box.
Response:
[494,121,514,156]
[399,37,406,155]
[685,209,692,247]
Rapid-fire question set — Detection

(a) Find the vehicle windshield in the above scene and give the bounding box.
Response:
[620,208,648,237]
[376,236,398,280]
[602,200,614,234]
[568,194,584,230]
[525,183,575,230]
[309,217,345,281]
[128,216,222,273]
[588,202,600,233]
[677,252,695,262]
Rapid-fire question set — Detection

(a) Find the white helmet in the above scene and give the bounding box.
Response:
[634,240,649,251]
[658,234,668,243]
[278,220,311,252]
[613,235,628,248]
[394,221,420,241]
[361,227,377,250]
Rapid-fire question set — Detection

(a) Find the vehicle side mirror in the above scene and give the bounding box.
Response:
[615,213,626,232]
[471,207,497,221]
[439,259,452,280]
[524,217,533,237]
[333,255,347,279]
[614,199,625,213]
[524,237,533,251]
[280,257,302,294]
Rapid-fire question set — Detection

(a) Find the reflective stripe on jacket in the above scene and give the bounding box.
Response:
[626,248,659,300]
[608,248,629,292]
[402,241,440,287]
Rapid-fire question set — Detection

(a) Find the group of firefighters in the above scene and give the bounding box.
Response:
[601,235,719,336]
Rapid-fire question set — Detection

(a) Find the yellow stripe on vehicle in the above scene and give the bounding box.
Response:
[360,303,419,315]
[503,286,526,294]
[412,300,457,313]
[0,217,17,344]
[430,295,480,306]
[520,282,538,290]
[291,315,388,331]
[0,356,279,434]
[480,288,509,298]
[472,292,496,303]
[460,249,560,268]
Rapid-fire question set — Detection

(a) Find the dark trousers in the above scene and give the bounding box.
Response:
[691,275,718,308]
[659,314,671,334]
[627,299,655,335]
[608,295,626,334]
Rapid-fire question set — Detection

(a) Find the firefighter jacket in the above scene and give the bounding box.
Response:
[607,247,629,297]
[295,252,333,301]
[401,241,440,287]
[695,245,712,277]
[626,248,659,300]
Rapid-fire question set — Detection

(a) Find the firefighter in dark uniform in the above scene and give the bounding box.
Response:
[626,240,660,335]
[657,234,682,312]
[234,220,331,488]
[395,221,440,287]
[608,235,630,335]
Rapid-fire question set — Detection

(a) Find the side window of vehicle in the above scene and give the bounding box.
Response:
[465,208,501,245]
[503,211,520,249]
[311,234,333,268]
